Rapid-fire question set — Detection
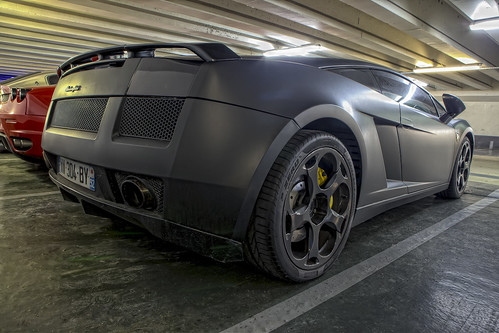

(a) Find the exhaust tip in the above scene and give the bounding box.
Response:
[11,137,33,151]
[121,177,156,210]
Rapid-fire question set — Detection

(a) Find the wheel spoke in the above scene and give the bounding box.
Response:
[306,162,321,196]
[319,163,350,196]
[287,210,309,233]
[330,211,347,233]
[322,172,340,196]
[464,144,470,159]
[307,224,320,262]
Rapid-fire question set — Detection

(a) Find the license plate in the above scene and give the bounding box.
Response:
[58,156,95,191]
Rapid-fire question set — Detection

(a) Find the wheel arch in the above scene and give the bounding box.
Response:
[231,104,366,242]
[303,118,363,199]
[451,119,475,159]
[465,129,475,157]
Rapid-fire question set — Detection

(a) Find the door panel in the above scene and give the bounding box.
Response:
[370,69,456,192]
[398,105,456,192]
[332,68,403,181]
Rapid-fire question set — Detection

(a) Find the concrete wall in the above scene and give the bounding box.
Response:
[460,100,499,149]
[459,102,499,149]
[460,102,499,137]
[436,93,499,149]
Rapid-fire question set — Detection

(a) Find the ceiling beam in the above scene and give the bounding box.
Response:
[261,0,441,66]
[0,44,74,59]
[438,72,492,90]
[0,39,88,55]
[179,0,414,69]
[408,74,464,91]
[0,26,110,49]
[3,0,275,51]
[0,14,147,45]
[353,0,499,66]
[0,55,60,67]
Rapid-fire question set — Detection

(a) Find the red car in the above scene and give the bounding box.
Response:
[0,72,57,161]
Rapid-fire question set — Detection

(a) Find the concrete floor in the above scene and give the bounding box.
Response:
[0,151,498,332]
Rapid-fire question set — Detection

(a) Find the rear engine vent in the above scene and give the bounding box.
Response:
[118,97,185,141]
[50,98,108,132]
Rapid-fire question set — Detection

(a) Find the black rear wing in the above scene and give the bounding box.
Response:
[58,43,240,78]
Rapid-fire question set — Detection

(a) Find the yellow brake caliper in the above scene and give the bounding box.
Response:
[318,167,333,209]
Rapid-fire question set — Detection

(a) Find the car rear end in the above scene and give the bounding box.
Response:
[0,85,55,161]
[0,86,13,153]
[42,43,293,261]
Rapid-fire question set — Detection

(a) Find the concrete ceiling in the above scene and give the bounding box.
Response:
[1,0,499,97]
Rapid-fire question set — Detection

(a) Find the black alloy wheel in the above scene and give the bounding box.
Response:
[456,139,472,193]
[437,137,472,199]
[245,130,356,282]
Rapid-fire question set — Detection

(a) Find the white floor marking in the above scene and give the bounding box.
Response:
[0,158,24,162]
[221,189,499,333]
[0,191,60,201]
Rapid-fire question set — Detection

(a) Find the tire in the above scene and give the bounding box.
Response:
[245,130,357,282]
[0,141,8,153]
[437,137,472,199]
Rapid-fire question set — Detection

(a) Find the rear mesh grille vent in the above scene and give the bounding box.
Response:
[118,97,185,141]
[50,98,108,132]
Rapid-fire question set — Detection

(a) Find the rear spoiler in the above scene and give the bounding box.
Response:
[58,43,240,78]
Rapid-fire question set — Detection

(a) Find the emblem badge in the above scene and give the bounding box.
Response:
[65,85,81,92]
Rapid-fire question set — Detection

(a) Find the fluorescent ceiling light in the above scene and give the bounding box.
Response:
[471,1,499,20]
[455,57,479,64]
[470,17,499,30]
[413,65,482,73]
[415,61,433,68]
[264,44,322,57]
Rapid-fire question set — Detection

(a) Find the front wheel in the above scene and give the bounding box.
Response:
[245,131,357,282]
[437,137,472,199]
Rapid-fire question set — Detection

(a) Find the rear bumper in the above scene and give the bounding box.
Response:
[0,115,45,159]
[49,168,243,262]
[43,96,291,245]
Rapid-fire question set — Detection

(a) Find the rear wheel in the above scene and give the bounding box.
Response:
[437,137,472,199]
[245,130,356,282]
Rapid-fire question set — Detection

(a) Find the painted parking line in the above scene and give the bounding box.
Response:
[0,158,24,162]
[471,172,499,180]
[0,191,60,201]
[221,189,499,333]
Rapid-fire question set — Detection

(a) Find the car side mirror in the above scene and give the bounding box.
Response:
[440,93,465,123]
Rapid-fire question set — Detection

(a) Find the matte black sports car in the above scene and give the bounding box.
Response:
[41,43,473,282]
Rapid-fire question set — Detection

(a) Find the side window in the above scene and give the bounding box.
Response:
[372,70,438,116]
[331,68,380,92]
[47,74,59,85]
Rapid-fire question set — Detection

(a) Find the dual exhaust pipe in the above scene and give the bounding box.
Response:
[120,176,156,210]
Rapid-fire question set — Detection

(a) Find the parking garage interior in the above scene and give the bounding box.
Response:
[1,1,499,332]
